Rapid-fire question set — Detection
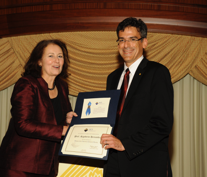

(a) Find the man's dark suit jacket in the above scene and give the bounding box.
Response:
[106,58,173,177]
[0,76,72,175]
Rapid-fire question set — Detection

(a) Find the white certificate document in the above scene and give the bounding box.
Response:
[81,98,111,119]
[61,124,112,158]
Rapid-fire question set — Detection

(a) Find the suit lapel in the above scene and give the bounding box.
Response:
[122,58,148,112]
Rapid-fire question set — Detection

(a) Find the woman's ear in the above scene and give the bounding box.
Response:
[38,60,42,67]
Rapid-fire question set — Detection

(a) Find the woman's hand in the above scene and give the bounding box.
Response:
[62,125,69,136]
[66,111,78,125]
[62,112,77,136]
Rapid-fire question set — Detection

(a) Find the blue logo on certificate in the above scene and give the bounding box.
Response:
[85,102,91,116]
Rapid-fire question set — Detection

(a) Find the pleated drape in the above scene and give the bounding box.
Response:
[0,32,206,96]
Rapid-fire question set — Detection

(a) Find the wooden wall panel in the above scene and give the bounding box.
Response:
[0,0,206,38]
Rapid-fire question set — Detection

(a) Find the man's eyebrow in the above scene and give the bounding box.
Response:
[119,36,138,39]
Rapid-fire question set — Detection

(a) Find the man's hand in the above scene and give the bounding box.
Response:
[66,111,78,124]
[100,134,125,151]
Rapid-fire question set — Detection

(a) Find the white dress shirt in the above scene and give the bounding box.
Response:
[117,55,144,96]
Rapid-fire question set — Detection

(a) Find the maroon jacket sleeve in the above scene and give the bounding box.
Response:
[0,76,72,175]
[11,77,63,142]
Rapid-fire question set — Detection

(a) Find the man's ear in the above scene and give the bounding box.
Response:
[142,38,148,49]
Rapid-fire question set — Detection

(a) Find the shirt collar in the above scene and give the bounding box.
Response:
[124,55,144,74]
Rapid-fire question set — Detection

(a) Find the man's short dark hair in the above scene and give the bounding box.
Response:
[116,17,147,39]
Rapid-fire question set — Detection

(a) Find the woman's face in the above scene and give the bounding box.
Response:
[38,43,64,80]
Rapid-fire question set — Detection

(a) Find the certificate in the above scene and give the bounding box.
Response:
[81,98,111,119]
[61,124,112,158]
[59,90,121,160]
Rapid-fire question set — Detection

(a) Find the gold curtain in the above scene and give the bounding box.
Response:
[0,32,207,96]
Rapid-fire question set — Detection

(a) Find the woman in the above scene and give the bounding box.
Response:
[0,39,77,176]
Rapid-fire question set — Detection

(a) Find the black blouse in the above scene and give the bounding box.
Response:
[51,94,63,125]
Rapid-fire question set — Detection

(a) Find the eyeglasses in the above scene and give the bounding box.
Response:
[116,37,143,44]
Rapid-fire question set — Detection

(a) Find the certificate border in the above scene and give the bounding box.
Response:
[59,90,121,160]
[63,125,111,157]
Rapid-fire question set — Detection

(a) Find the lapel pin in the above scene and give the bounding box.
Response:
[139,73,141,75]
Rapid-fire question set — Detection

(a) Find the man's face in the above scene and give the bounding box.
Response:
[118,26,148,67]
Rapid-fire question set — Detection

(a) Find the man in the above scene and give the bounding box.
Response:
[101,17,173,177]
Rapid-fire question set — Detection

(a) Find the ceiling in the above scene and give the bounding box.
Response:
[0,0,207,38]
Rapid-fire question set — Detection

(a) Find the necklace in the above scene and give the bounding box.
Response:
[48,82,55,90]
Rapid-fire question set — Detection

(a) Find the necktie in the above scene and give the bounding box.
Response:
[117,68,130,117]
[113,68,130,135]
